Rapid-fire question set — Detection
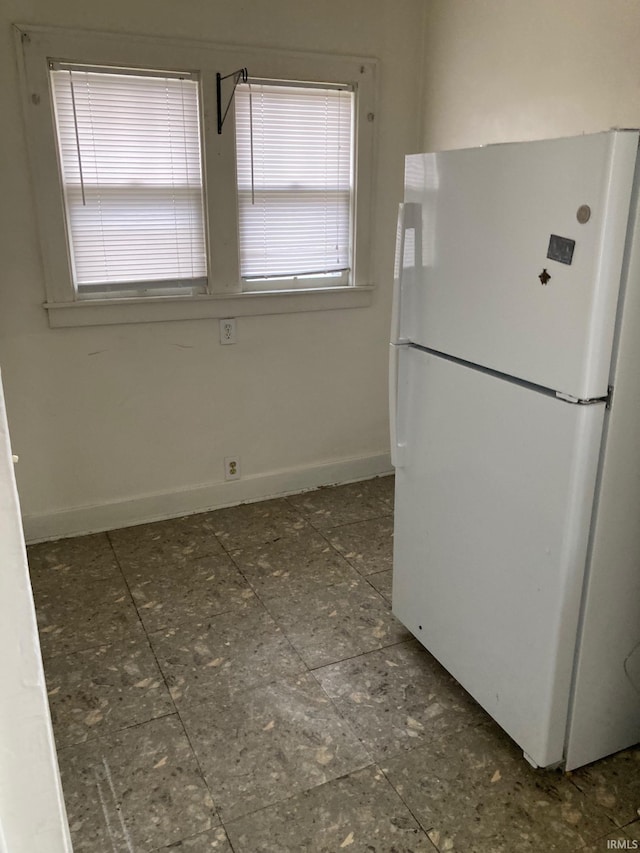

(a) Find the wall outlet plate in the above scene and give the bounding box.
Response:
[224,456,240,480]
[220,318,237,345]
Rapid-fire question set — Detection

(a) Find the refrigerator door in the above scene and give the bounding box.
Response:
[402,131,638,400]
[392,346,605,767]
[565,177,640,769]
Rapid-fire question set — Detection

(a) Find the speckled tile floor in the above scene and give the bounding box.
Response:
[27,476,639,852]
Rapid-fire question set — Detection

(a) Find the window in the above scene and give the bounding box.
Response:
[50,65,207,297]
[16,25,376,326]
[235,82,354,290]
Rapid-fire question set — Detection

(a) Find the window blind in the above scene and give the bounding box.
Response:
[50,66,207,293]
[235,81,354,283]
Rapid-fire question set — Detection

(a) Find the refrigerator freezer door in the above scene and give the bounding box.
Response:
[392,347,605,767]
[402,131,638,400]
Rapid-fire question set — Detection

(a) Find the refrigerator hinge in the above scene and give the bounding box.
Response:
[556,390,611,406]
[555,391,580,404]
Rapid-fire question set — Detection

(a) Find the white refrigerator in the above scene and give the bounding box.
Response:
[390,130,640,771]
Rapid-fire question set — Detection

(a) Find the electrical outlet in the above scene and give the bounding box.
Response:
[224,456,240,480]
[219,318,237,345]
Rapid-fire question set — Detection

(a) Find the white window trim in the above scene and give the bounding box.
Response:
[14,24,377,327]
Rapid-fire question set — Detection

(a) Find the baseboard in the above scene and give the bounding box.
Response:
[22,453,393,543]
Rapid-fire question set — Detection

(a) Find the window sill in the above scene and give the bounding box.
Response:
[44,285,374,328]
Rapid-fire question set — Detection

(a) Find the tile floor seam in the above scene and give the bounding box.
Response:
[106,530,183,722]
[40,640,135,663]
[107,534,227,834]
[107,531,229,837]
[56,710,186,754]
[216,531,306,556]
[214,753,376,829]
[282,485,392,525]
[367,567,391,579]
[246,584,364,672]
[569,822,622,852]
[166,669,316,713]
[384,740,622,852]
[565,772,631,833]
[238,536,388,608]
[225,535,364,612]
[212,529,237,556]
[105,530,151,638]
[309,521,387,579]
[146,827,236,853]
[376,761,440,849]
[224,547,298,605]
[62,713,219,851]
[367,762,440,853]
[250,584,405,672]
[107,532,267,645]
[362,570,391,598]
[212,551,315,676]
[37,619,146,661]
[210,501,311,556]
[591,818,632,839]
[219,761,382,831]
[310,508,394,535]
[56,709,181,753]
[303,510,392,536]
[172,704,226,833]
[177,666,375,826]
[37,601,155,660]
[306,636,419,673]
[306,667,379,765]
[223,521,394,619]
[222,764,439,853]
[135,597,263,638]
[308,658,493,771]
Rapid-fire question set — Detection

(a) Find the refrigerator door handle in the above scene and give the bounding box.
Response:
[391,201,421,344]
[391,203,406,344]
[389,342,407,468]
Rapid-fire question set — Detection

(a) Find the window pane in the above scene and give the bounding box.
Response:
[235,82,354,281]
[50,68,207,290]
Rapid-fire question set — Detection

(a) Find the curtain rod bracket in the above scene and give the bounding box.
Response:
[216,67,248,134]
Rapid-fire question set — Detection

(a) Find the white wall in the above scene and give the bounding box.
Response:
[0,0,426,541]
[421,0,640,151]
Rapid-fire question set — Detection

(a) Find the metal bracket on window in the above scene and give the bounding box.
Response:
[216,67,248,134]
